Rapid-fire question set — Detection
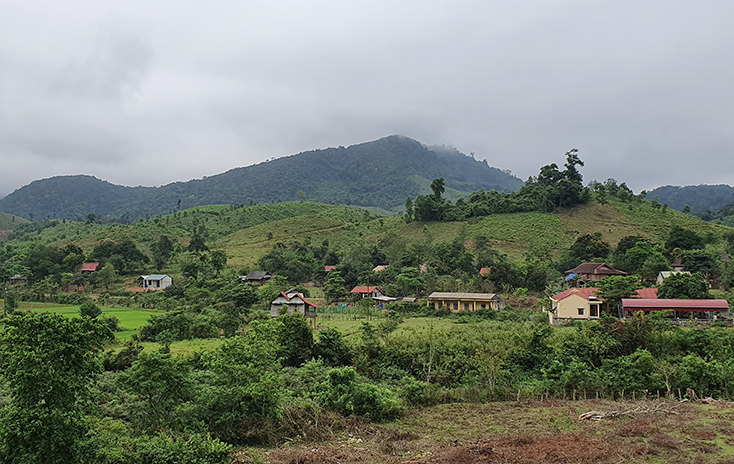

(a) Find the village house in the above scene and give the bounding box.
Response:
[427,292,506,312]
[270,288,318,317]
[549,287,658,324]
[7,274,27,286]
[81,262,100,273]
[139,274,173,291]
[656,270,691,285]
[350,286,385,299]
[240,270,272,285]
[565,262,627,283]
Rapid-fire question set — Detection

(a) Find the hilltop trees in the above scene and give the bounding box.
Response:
[409,149,589,222]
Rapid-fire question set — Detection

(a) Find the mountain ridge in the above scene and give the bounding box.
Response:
[0,135,523,221]
[646,184,734,213]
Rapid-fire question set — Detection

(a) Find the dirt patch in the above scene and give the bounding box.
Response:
[250,400,734,464]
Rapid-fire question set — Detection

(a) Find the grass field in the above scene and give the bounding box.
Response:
[21,302,160,341]
[313,314,457,339]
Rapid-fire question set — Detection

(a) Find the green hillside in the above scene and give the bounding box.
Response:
[7,198,730,269]
[214,198,733,267]
[0,135,522,221]
[0,212,29,240]
[6,202,374,255]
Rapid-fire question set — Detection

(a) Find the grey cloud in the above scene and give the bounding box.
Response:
[1,1,734,197]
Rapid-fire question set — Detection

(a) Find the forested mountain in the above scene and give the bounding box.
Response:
[0,135,522,221]
[646,184,734,213]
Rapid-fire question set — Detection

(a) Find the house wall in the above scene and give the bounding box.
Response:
[430,298,503,312]
[270,296,308,317]
[553,294,601,320]
[142,276,172,290]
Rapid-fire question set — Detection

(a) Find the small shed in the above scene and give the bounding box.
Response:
[240,270,272,285]
[81,262,100,273]
[373,295,398,307]
[139,274,173,291]
[7,275,27,286]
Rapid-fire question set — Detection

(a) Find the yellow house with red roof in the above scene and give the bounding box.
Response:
[549,287,657,324]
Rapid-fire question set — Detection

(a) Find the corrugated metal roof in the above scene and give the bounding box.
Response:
[428,292,500,301]
[553,287,658,301]
[622,299,729,312]
[634,288,658,299]
[81,262,99,271]
[279,291,318,308]
[351,286,379,293]
[141,274,169,280]
[552,287,599,301]
[565,262,627,276]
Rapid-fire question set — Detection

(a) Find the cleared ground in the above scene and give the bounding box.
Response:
[244,399,734,464]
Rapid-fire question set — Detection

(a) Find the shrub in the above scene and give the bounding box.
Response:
[79,301,102,318]
[317,367,402,421]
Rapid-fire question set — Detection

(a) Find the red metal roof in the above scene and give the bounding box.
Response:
[622,299,729,312]
[324,265,336,271]
[553,287,658,302]
[634,288,658,299]
[81,262,100,272]
[351,286,379,294]
[552,287,600,301]
[280,292,318,308]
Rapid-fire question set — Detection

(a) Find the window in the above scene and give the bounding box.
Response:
[464,303,471,311]
[577,308,585,316]
[453,303,458,310]
[590,305,599,318]
[481,304,487,309]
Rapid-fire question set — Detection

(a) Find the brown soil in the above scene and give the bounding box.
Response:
[242,400,734,464]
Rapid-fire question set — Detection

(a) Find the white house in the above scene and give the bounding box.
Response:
[350,286,385,299]
[139,274,173,291]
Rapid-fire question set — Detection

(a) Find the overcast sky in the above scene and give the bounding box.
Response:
[1,1,733,198]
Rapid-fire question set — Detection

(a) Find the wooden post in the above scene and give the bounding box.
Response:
[621,389,625,401]
[573,390,576,401]
[517,389,521,402]
[632,391,636,402]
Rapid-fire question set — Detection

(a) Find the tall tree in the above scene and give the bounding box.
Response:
[657,272,710,299]
[0,313,111,463]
